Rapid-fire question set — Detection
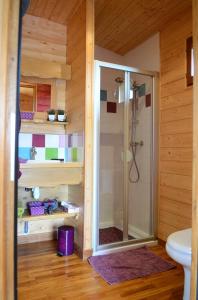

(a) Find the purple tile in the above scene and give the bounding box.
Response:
[145,94,151,107]
[59,135,66,147]
[68,134,72,147]
[107,102,117,113]
[32,134,45,147]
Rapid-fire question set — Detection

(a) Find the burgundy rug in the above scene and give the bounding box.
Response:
[88,247,175,285]
[99,227,134,245]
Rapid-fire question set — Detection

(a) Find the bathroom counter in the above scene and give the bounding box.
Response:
[18,211,78,222]
[18,162,84,187]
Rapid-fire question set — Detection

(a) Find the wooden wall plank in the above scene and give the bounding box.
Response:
[160,133,192,148]
[83,0,94,257]
[66,0,86,256]
[160,173,192,191]
[160,89,192,110]
[22,14,66,64]
[191,0,198,298]
[160,104,192,123]
[159,186,192,204]
[0,0,20,298]
[158,8,193,242]
[160,148,192,162]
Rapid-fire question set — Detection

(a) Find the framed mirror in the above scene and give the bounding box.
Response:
[20,80,51,112]
[20,83,36,111]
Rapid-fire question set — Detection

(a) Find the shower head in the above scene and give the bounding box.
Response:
[132,81,141,90]
[115,77,124,84]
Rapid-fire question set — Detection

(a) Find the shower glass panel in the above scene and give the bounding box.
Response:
[99,67,125,245]
[94,60,158,252]
[128,72,153,240]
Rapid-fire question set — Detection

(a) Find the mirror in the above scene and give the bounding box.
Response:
[20,83,35,111]
[20,81,51,112]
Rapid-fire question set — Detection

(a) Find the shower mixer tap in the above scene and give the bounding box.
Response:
[131,141,144,147]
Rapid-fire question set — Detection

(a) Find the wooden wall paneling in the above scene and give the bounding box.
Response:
[66,0,86,133]
[158,8,193,242]
[191,0,198,298]
[68,184,84,257]
[18,163,83,187]
[66,0,87,256]
[21,56,71,80]
[21,14,67,112]
[0,0,20,299]
[160,89,192,110]
[22,14,66,63]
[83,0,94,257]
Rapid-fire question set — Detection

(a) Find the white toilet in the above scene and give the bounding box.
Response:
[166,228,192,300]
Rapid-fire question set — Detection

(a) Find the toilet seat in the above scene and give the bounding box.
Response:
[167,228,191,256]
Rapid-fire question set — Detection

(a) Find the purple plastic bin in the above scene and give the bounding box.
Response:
[20,112,34,120]
[57,225,74,256]
[29,206,45,216]
[28,201,43,207]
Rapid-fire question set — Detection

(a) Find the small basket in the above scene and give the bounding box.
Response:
[20,112,34,120]
[28,201,43,207]
[29,206,45,216]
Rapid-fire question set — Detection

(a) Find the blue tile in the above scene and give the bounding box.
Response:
[68,148,72,162]
[18,147,31,160]
[65,149,69,162]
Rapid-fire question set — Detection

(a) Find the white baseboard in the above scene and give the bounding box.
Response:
[99,221,114,229]
[128,224,150,239]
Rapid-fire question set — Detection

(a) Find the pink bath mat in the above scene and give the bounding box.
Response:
[88,246,175,285]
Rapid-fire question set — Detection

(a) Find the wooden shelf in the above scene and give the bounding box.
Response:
[18,162,84,187]
[18,211,78,222]
[20,162,83,169]
[21,119,68,134]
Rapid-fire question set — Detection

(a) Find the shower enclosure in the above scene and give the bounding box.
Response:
[93,60,158,253]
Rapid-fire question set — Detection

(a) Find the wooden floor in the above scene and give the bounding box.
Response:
[18,241,184,300]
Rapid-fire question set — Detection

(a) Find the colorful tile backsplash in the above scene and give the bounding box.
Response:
[18,133,84,162]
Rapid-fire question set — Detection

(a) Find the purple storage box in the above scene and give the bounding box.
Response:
[20,112,34,120]
[27,201,44,216]
[29,206,45,216]
[28,201,43,207]
[57,225,74,256]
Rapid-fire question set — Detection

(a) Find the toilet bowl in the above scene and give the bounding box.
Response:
[166,228,191,300]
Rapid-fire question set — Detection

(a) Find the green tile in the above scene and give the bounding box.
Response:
[45,148,58,160]
[138,83,146,97]
[72,147,77,161]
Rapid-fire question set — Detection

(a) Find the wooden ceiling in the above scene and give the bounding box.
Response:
[27,0,192,55]
[27,0,80,25]
[95,0,192,55]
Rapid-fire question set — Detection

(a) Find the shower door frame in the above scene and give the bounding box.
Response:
[93,60,159,254]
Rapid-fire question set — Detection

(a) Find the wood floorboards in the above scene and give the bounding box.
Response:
[18,241,184,300]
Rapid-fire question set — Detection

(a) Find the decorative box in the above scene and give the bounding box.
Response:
[28,201,43,207]
[29,206,45,216]
[27,201,44,216]
[20,112,34,120]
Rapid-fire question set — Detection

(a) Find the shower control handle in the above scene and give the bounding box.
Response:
[131,141,144,147]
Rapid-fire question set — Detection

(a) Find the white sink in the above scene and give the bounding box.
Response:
[27,160,61,164]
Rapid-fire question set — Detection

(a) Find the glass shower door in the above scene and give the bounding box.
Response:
[98,66,126,246]
[94,60,157,252]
